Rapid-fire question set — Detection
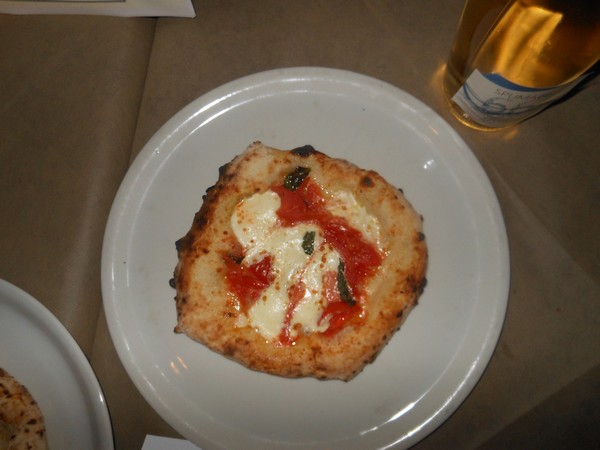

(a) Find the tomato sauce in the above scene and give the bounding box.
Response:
[278,281,307,346]
[224,255,273,311]
[225,176,382,343]
[271,178,382,292]
[318,271,359,336]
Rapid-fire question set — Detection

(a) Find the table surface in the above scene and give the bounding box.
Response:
[1,1,599,449]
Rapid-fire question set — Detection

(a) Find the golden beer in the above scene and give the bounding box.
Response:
[444,0,600,130]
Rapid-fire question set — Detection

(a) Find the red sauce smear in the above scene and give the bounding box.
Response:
[278,281,307,346]
[271,178,382,292]
[225,177,382,344]
[318,271,357,336]
[224,255,274,311]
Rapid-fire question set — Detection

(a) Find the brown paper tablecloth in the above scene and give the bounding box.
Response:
[1,1,598,449]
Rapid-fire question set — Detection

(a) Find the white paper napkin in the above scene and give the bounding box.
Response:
[142,435,202,450]
[0,0,195,17]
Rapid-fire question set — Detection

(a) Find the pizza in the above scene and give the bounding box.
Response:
[172,142,427,381]
[0,368,48,450]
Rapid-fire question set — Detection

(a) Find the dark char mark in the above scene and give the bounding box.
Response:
[291,145,317,157]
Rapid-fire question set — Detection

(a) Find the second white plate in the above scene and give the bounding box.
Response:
[102,67,509,449]
[0,280,113,450]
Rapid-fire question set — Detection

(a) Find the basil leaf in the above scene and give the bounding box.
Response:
[302,231,315,255]
[337,260,356,306]
[283,166,310,191]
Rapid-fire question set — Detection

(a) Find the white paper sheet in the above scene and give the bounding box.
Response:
[0,0,195,17]
[142,435,202,450]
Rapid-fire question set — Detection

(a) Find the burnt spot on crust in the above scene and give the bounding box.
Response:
[175,238,184,252]
[216,161,237,186]
[417,232,426,241]
[235,337,250,347]
[291,145,317,157]
[310,345,323,361]
[218,161,231,176]
[225,252,244,265]
[223,343,236,356]
[404,274,424,294]
[205,184,216,195]
[193,214,208,230]
[175,231,198,255]
[169,278,176,289]
[360,175,374,188]
[419,277,428,294]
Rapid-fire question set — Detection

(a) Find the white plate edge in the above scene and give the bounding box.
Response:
[0,279,115,450]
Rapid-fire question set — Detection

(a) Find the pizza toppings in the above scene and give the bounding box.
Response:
[173,142,428,380]
[336,260,356,306]
[226,168,383,345]
[224,254,274,310]
[301,231,316,255]
[283,166,311,191]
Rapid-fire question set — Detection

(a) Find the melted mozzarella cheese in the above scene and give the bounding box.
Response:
[327,190,382,249]
[231,187,379,341]
[230,190,280,251]
[246,223,333,340]
[289,245,339,332]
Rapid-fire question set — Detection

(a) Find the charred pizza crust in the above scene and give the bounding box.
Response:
[173,142,427,381]
[0,368,48,450]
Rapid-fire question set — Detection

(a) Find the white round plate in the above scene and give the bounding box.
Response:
[0,279,114,449]
[102,67,509,449]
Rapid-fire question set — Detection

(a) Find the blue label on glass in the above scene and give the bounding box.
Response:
[452,70,584,127]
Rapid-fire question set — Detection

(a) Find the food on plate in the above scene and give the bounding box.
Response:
[0,368,48,450]
[172,142,427,380]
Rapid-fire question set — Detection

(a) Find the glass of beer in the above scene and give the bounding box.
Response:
[443,0,600,131]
